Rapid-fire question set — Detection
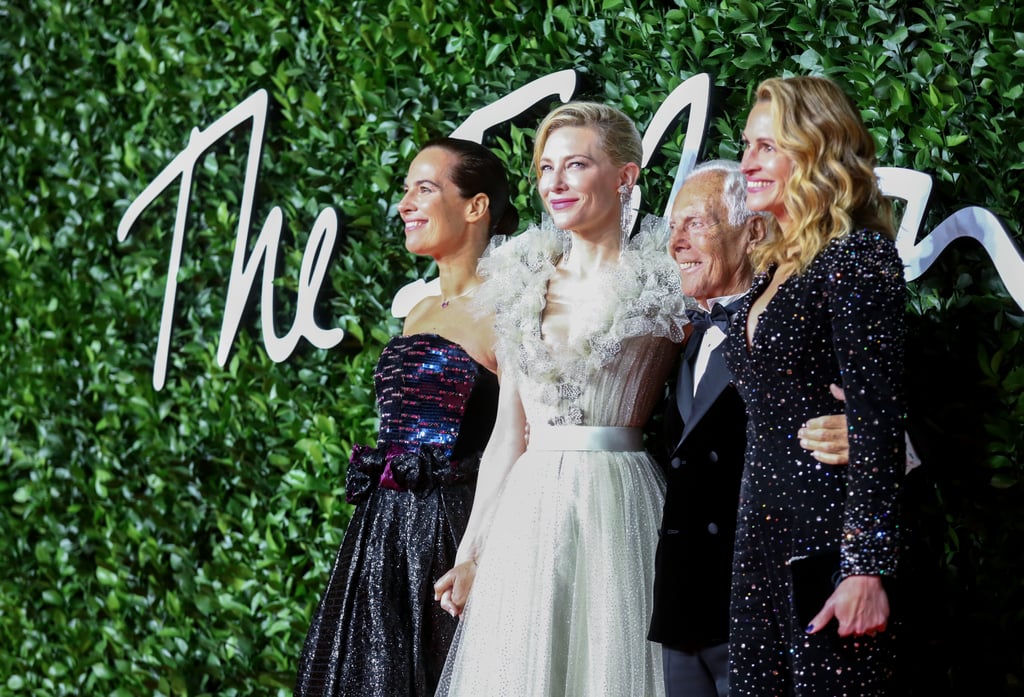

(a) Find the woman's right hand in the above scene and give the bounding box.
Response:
[434,560,478,617]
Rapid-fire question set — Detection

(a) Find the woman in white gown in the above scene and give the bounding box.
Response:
[433,102,688,697]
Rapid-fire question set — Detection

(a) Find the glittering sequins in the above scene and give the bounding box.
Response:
[725,229,906,695]
[373,335,489,456]
[295,334,498,697]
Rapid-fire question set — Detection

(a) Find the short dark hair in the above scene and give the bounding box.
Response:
[421,137,519,236]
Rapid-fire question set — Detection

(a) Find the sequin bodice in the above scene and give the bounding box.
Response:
[725,229,906,576]
[374,334,498,462]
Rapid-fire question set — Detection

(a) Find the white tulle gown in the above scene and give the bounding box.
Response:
[435,218,688,697]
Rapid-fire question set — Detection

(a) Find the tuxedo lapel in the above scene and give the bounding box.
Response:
[681,344,733,442]
[675,294,747,449]
[674,328,704,441]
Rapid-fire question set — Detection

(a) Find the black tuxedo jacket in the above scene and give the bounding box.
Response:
[648,325,746,652]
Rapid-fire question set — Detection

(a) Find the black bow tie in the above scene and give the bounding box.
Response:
[686,301,740,333]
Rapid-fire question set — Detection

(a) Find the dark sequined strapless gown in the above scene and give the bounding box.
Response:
[294,334,498,697]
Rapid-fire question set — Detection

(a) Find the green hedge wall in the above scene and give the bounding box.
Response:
[2,0,1021,694]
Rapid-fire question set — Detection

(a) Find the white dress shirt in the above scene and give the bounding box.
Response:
[692,292,747,394]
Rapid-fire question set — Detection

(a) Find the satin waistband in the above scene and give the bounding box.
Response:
[526,425,644,452]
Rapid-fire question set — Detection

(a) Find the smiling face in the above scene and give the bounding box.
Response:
[397,147,471,259]
[668,171,759,304]
[740,100,794,229]
[537,126,630,239]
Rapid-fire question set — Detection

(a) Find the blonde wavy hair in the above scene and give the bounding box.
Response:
[749,76,895,274]
[532,101,642,175]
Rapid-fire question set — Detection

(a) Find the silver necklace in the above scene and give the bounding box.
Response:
[440,285,478,308]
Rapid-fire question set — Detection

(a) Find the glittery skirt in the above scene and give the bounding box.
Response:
[435,448,666,697]
[294,445,477,697]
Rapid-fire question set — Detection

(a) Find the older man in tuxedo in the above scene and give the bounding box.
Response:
[648,160,850,697]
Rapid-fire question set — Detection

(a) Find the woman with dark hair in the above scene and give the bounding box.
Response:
[727,75,905,695]
[294,137,519,697]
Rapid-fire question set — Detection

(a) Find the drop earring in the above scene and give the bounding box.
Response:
[619,184,632,255]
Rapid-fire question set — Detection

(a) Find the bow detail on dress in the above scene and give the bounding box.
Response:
[345,443,479,504]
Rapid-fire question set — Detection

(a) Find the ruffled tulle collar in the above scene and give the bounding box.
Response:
[476,215,688,401]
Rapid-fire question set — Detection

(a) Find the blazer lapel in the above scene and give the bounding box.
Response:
[684,345,733,438]
[675,295,747,446]
[674,329,704,442]
[679,341,732,443]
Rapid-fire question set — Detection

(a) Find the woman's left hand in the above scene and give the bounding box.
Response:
[806,574,889,637]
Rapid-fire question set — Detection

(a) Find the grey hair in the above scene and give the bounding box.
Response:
[684,159,760,227]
